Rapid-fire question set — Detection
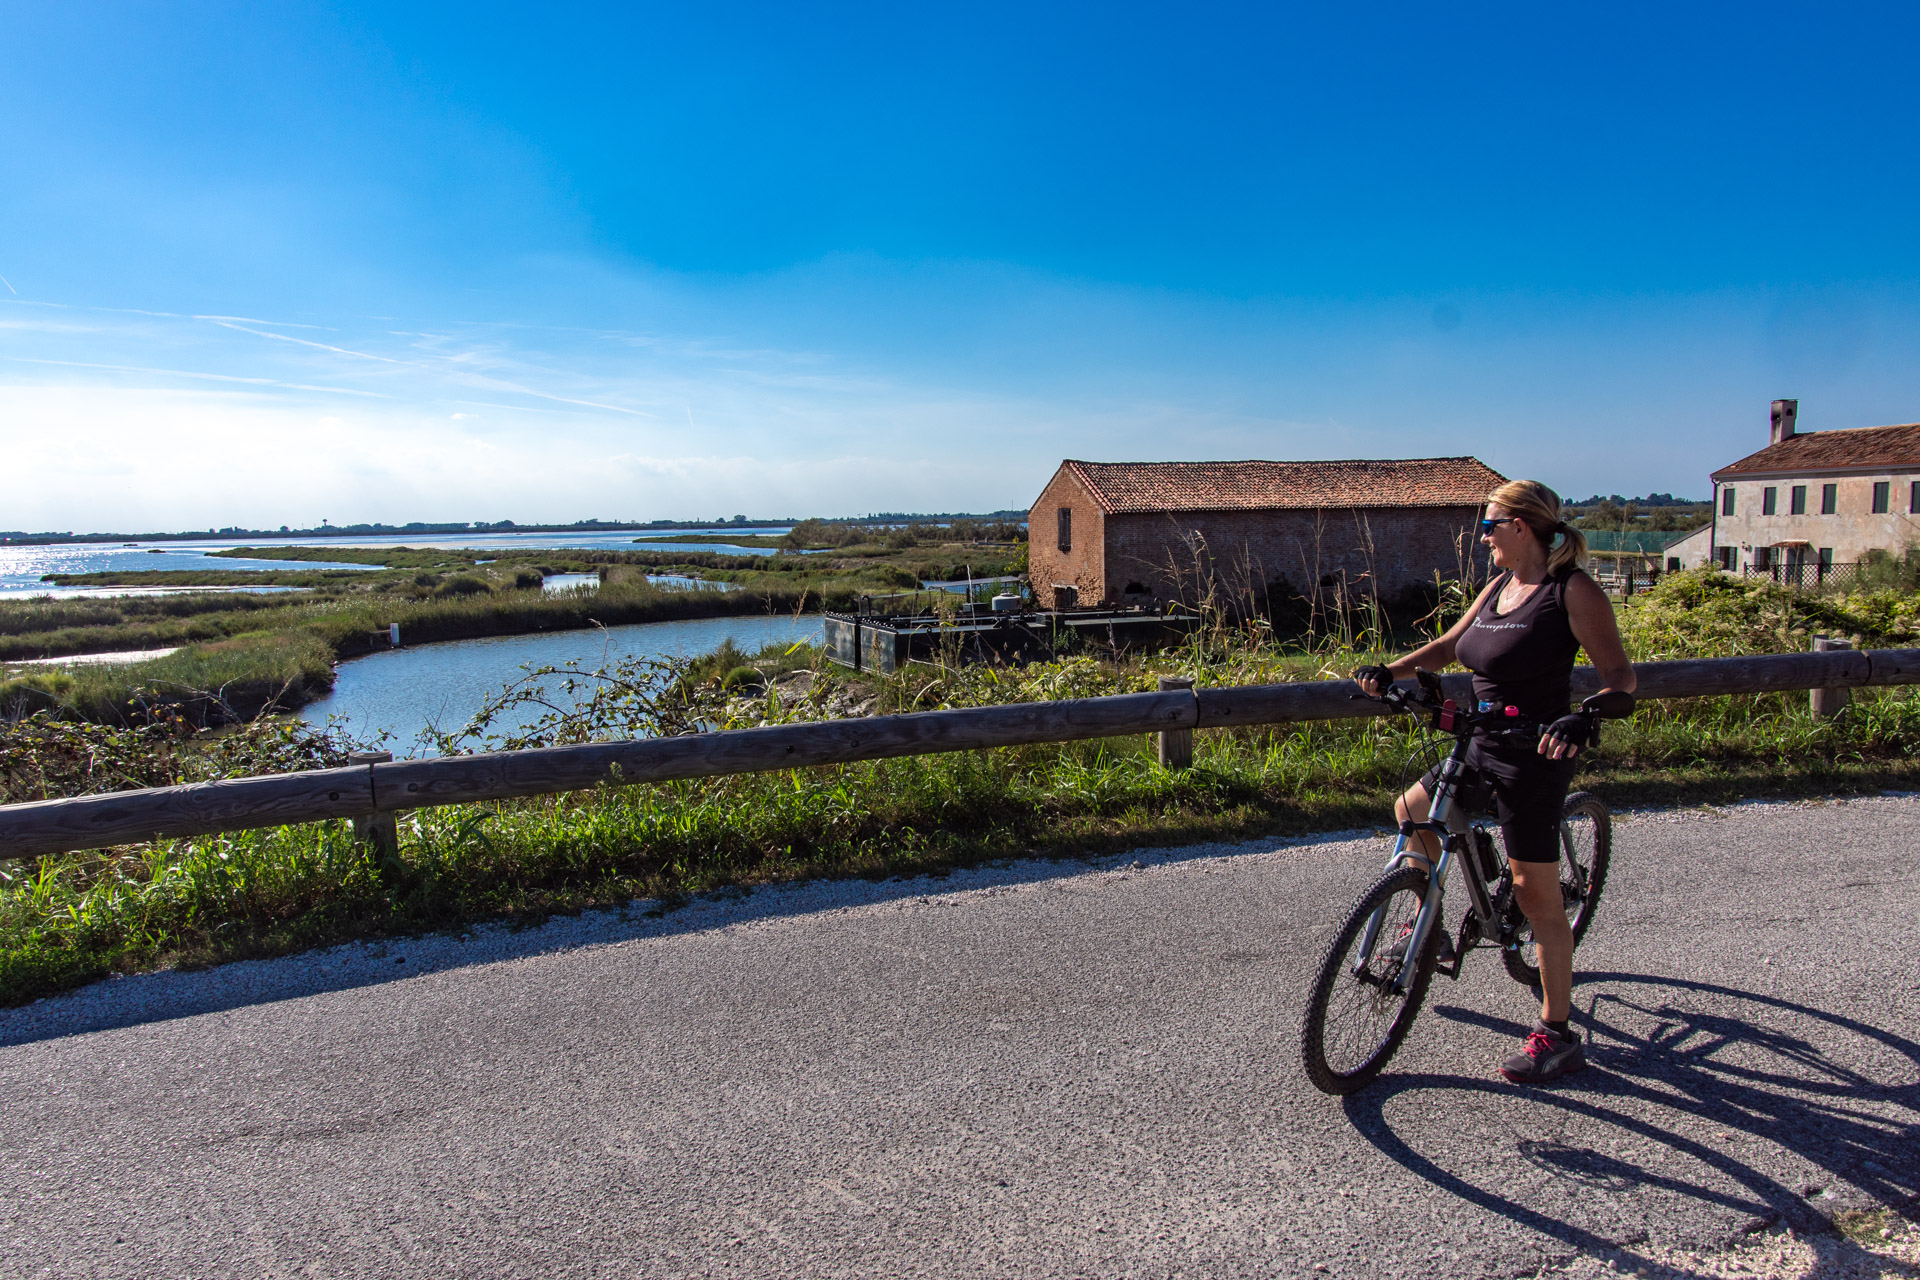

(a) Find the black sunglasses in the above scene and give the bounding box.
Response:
[1479,516,1521,535]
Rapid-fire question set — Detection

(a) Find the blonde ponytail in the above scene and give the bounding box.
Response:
[1488,479,1586,575]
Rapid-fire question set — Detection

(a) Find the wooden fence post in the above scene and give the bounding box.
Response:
[349,750,400,870]
[1157,676,1196,769]
[1811,637,1852,720]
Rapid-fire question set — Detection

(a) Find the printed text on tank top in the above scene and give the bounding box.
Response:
[1454,567,1582,725]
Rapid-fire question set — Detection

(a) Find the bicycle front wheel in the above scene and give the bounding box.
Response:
[1300,866,1442,1096]
[1502,790,1612,987]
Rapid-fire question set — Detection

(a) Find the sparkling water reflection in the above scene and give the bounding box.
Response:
[299,613,821,754]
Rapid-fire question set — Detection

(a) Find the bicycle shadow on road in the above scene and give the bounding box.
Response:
[1343,972,1918,1267]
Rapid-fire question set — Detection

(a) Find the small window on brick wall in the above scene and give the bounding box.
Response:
[1911,480,1920,514]
[1056,506,1072,552]
[1790,485,1807,515]
[1821,483,1837,514]
[1762,487,1777,515]
[1722,488,1736,516]
[1872,481,1890,514]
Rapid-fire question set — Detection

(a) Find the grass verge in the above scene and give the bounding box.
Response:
[4,568,1917,1004]
[2,677,1914,1008]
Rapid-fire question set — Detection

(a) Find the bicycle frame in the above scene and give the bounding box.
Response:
[1350,674,1538,993]
[1359,734,1503,993]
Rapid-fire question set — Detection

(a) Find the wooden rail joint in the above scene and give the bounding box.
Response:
[1156,675,1197,770]
[348,750,400,873]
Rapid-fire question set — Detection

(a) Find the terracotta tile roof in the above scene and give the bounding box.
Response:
[1712,422,1920,480]
[1059,457,1507,515]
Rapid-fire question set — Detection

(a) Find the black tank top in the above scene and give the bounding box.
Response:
[1454,566,1583,724]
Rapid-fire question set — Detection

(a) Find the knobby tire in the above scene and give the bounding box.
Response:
[1299,866,1443,1096]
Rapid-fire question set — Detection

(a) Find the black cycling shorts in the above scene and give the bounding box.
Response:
[1420,735,1576,864]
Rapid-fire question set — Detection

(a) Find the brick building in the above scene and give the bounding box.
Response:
[1710,401,1920,573]
[1026,457,1507,612]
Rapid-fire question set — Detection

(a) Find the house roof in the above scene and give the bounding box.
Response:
[1056,457,1507,515]
[1711,422,1920,481]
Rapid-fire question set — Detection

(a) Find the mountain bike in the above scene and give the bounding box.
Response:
[1298,669,1630,1096]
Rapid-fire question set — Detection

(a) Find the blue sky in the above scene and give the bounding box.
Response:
[4,2,1918,529]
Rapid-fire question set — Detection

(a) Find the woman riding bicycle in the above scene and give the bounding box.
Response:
[1354,479,1636,1084]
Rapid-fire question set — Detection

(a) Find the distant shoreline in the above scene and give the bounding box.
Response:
[0,521,797,548]
[0,510,1032,548]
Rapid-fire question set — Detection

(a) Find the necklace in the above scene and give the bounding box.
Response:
[1498,576,1544,613]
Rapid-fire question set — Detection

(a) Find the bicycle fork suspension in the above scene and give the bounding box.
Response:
[1355,823,1500,993]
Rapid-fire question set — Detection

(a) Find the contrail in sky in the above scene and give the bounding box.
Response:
[0,276,16,295]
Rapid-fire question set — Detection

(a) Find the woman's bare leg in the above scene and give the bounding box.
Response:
[1395,782,1442,869]
[1512,862,1574,1022]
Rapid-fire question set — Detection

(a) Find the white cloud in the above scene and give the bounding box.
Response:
[8,267,1920,531]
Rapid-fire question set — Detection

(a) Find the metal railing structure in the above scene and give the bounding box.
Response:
[0,647,1915,863]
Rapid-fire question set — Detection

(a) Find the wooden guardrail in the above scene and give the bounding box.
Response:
[1,647,1916,862]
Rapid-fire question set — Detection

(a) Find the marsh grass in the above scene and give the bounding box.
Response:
[2,567,1918,1006]
[0,631,338,725]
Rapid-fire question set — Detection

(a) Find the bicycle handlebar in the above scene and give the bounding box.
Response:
[1351,671,1542,742]
[1352,668,1634,742]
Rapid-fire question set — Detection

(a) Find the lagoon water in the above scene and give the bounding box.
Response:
[299,612,822,753]
[0,543,377,598]
[0,526,793,598]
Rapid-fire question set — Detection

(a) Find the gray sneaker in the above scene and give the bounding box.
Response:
[1499,1020,1586,1084]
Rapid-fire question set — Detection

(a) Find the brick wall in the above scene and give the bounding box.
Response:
[1026,467,1108,607]
[1099,506,1487,609]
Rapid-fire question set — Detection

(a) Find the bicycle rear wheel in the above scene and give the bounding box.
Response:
[1300,866,1442,1096]
[1502,791,1611,987]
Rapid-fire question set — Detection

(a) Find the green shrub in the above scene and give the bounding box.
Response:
[1857,545,1920,592]
[1619,568,1920,660]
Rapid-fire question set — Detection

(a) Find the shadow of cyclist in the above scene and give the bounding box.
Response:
[1338,972,1919,1267]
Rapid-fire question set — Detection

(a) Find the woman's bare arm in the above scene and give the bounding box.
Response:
[1355,577,1501,694]
[1564,572,1636,695]
[1538,571,1638,759]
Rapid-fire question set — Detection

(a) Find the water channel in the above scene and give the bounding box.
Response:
[298,612,822,753]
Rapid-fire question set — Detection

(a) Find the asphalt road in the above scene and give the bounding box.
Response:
[1,794,1916,1279]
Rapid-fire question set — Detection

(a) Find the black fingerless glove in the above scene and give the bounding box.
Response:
[1353,663,1394,690]
[1544,709,1601,749]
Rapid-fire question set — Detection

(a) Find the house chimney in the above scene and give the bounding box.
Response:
[1770,399,1798,446]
